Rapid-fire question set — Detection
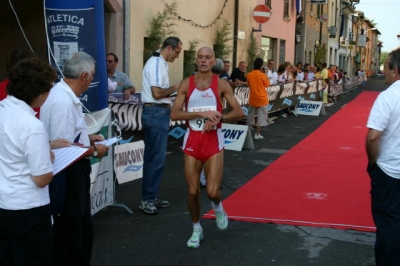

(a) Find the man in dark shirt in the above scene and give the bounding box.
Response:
[230,61,248,85]
[219,60,231,80]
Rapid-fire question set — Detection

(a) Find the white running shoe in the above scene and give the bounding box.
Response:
[254,134,264,140]
[215,209,229,230]
[187,227,203,248]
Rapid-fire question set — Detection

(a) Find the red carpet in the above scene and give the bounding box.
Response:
[204,91,379,232]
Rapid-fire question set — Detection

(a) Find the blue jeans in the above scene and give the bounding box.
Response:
[141,105,171,201]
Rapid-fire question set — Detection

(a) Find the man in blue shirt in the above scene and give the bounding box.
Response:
[106,53,136,100]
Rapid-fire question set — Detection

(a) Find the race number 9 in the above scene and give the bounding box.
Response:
[196,118,207,129]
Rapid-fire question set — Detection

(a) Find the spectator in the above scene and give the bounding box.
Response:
[321,63,329,104]
[106,52,136,100]
[0,49,39,116]
[0,57,61,265]
[230,61,248,85]
[366,48,400,265]
[219,60,230,80]
[264,59,275,81]
[246,58,270,139]
[303,69,310,81]
[296,61,304,81]
[40,52,109,265]
[140,37,182,215]
[212,58,224,75]
[277,65,287,83]
[308,65,316,80]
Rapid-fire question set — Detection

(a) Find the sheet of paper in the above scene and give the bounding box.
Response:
[95,137,121,146]
[52,146,89,175]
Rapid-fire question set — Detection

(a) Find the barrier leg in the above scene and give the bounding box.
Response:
[110,201,134,214]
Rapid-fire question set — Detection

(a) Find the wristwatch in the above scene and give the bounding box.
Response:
[93,145,98,158]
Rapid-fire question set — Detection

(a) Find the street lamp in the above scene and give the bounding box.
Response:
[365,27,377,34]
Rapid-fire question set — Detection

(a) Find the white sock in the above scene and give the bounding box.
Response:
[193,222,202,231]
[212,201,223,213]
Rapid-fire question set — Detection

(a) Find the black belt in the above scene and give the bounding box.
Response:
[144,102,170,108]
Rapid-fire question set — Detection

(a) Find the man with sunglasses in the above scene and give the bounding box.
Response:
[106,53,136,100]
[140,37,182,215]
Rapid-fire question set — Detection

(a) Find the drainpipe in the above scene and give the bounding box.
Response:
[123,0,130,73]
[233,0,239,68]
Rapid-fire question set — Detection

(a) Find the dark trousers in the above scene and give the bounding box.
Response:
[0,204,52,266]
[52,159,93,266]
[368,164,400,266]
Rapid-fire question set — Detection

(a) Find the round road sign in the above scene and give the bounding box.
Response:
[253,5,271,24]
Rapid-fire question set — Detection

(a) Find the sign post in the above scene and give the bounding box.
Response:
[252,5,271,32]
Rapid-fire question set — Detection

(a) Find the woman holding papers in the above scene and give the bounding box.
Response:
[0,58,68,265]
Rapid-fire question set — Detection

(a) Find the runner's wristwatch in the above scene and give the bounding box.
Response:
[93,145,98,158]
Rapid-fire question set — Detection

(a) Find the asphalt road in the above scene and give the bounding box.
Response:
[91,77,385,266]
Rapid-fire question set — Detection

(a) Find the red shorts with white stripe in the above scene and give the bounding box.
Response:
[182,128,224,163]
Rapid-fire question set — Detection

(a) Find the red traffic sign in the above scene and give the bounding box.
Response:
[253,5,271,24]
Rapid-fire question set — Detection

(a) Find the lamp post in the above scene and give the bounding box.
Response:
[365,27,377,34]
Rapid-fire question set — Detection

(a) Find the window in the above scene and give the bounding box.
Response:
[283,0,290,20]
[265,0,272,9]
[260,37,275,65]
[279,40,286,64]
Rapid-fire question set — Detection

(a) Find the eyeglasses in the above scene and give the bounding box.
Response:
[106,60,114,63]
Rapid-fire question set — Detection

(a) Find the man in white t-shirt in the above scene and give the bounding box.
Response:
[140,37,182,215]
[41,52,108,265]
[366,48,400,266]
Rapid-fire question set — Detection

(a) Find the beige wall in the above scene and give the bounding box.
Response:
[130,1,236,91]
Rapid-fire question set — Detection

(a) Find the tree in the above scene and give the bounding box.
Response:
[379,51,389,66]
[143,1,178,65]
[247,33,260,71]
[214,19,232,60]
[183,39,200,78]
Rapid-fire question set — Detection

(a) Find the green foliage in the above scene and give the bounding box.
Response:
[380,51,389,66]
[247,33,260,71]
[214,19,232,59]
[314,45,327,67]
[183,39,200,78]
[143,1,178,65]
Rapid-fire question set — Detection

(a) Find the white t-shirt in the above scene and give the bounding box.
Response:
[367,80,400,178]
[142,55,172,105]
[297,71,304,81]
[0,96,53,210]
[40,79,90,146]
[270,72,278,85]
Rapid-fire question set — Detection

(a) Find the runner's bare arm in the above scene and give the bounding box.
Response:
[219,79,244,122]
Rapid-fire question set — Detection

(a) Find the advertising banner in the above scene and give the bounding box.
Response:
[85,108,114,215]
[45,0,108,112]
[294,100,326,116]
[221,124,254,151]
[108,92,142,105]
[114,141,145,184]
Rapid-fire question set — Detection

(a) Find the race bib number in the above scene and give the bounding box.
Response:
[188,106,216,131]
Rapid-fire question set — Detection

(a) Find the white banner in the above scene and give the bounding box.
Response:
[294,100,326,116]
[85,108,114,215]
[114,141,145,184]
[221,123,254,151]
